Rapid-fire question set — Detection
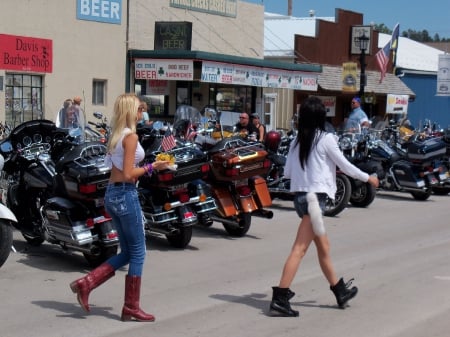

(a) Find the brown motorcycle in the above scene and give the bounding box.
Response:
[200,137,273,236]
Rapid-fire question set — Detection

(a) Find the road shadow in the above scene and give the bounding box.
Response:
[31,300,120,320]
[210,292,336,316]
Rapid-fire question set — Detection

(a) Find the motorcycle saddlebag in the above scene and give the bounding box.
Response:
[210,144,269,182]
[140,145,210,188]
[248,176,272,207]
[58,143,111,199]
[391,161,426,189]
[43,197,94,245]
[406,137,446,163]
[211,186,238,217]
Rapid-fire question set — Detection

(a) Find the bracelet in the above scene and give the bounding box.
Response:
[143,163,153,176]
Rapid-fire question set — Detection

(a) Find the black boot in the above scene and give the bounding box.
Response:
[330,278,358,308]
[287,288,295,300]
[269,286,299,317]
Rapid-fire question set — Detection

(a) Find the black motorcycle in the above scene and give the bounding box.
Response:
[369,130,447,200]
[0,120,119,266]
[137,122,217,248]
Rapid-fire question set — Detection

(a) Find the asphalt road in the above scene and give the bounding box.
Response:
[1,191,449,337]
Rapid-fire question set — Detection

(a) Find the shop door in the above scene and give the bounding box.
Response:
[264,93,277,131]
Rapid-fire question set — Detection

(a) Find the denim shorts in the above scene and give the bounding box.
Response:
[293,192,327,218]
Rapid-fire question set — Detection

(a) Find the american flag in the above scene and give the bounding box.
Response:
[375,42,390,83]
[161,129,176,152]
[375,23,400,83]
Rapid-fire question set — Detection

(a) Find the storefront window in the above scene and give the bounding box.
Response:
[5,73,43,127]
[213,85,253,113]
[135,80,167,117]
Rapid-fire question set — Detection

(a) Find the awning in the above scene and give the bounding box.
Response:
[129,50,322,90]
[318,65,416,97]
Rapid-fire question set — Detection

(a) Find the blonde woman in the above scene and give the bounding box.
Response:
[70,93,169,322]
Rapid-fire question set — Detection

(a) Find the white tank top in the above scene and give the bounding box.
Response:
[105,128,145,170]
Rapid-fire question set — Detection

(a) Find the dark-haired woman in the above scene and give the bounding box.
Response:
[269,96,379,317]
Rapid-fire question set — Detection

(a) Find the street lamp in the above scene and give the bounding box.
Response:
[354,32,370,98]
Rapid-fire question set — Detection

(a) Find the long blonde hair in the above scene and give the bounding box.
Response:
[107,93,139,153]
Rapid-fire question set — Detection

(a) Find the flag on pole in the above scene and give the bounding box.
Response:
[161,129,176,152]
[390,23,400,69]
[375,23,400,83]
[375,42,391,83]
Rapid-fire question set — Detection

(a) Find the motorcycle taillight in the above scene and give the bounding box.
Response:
[263,159,271,168]
[79,183,97,194]
[86,218,95,228]
[158,172,174,182]
[225,167,239,177]
[200,163,210,173]
[179,193,190,203]
[236,185,252,196]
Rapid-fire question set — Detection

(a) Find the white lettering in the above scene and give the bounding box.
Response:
[79,0,120,19]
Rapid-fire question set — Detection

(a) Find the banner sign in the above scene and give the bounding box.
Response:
[437,54,450,96]
[342,62,357,92]
[0,34,52,73]
[316,96,336,117]
[170,0,237,18]
[135,59,193,80]
[201,61,318,90]
[146,80,170,95]
[386,94,409,114]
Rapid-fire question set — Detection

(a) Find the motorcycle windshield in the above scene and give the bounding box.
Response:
[173,105,203,140]
[55,104,85,144]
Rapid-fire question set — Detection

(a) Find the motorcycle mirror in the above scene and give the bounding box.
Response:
[93,111,103,120]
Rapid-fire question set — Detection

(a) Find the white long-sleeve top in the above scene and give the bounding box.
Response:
[284,132,369,199]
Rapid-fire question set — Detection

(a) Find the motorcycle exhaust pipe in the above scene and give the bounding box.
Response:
[251,209,274,219]
[64,243,101,255]
[209,215,238,226]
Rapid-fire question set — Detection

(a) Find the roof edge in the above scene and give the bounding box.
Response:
[128,50,322,73]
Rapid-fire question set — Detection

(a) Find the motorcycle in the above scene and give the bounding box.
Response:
[0,120,119,267]
[324,126,379,216]
[175,105,273,236]
[0,153,17,268]
[137,120,217,248]
[369,126,447,200]
[87,111,110,143]
[263,130,294,201]
[203,136,273,236]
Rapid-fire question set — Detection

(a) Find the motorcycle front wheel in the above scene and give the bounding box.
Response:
[350,182,377,207]
[166,226,193,248]
[0,221,13,268]
[323,174,351,217]
[223,212,251,237]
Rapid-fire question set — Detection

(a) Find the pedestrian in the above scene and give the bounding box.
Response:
[345,96,370,130]
[137,100,153,127]
[69,93,170,322]
[55,98,73,128]
[269,96,379,317]
[235,112,258,139]
[251,113,266,142]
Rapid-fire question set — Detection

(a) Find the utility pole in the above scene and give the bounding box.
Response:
[288,0,292,16]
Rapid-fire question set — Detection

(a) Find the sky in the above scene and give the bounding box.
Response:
[244,0,450,38]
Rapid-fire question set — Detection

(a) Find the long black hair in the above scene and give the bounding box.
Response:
[295,96,327,169]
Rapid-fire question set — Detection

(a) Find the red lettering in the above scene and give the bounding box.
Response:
[135,70,157,79]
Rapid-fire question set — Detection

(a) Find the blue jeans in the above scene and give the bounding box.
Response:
[293,192,327,218]
[104,183,146,276]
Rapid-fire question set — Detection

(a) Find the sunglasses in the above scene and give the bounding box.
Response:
[239,117,248,119]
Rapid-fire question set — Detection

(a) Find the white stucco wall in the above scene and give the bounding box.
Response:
[0,0,128,123]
